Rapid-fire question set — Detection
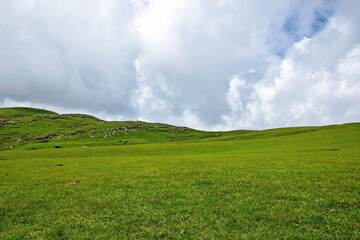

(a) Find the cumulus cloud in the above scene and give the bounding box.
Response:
[0,0,138,117]
[0,0,359,130]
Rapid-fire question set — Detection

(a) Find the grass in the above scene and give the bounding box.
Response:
[0,108,359,239]
[0,108,223,151]
[0,107,58,116]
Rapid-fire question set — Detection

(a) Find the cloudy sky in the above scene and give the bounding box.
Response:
[1,0,359,130]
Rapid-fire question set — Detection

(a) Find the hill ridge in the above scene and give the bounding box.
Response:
[1,107,359,151]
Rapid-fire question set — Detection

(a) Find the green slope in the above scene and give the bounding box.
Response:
[0,107,58,116]
[0,107,359,239]
[0,107,359,152]
[0,108,223,151]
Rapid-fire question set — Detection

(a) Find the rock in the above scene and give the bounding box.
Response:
[13,138,24,143]
[70,180,81,184]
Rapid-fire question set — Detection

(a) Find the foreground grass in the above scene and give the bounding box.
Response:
[1,122,359,239]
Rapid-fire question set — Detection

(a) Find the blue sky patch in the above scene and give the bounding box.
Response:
[311,9,333,35]
[274,5,334,58]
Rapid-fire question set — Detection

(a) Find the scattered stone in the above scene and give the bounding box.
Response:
[55,145,62,149]
[70,180,81,184]
[83,145,88,147]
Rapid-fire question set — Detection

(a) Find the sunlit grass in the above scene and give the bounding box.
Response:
[0,108,359,238]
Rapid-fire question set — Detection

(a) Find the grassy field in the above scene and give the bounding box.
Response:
[0,108,359,239]
[0,107,58,116]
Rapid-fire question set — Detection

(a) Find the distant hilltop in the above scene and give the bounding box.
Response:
[0,107,58,116]
[1,107,359,152]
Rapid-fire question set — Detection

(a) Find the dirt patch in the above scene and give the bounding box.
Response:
[69,180,81,184]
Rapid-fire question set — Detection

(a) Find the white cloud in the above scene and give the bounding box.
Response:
[227,76,246,113]
[246,15,360,128]
[0,0,359,130]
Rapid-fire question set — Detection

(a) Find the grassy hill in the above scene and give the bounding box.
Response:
[0,107,58,116]
[0,107,359,239]
[0,107,226,151]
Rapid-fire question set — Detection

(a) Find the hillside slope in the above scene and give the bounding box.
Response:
[0,107,225,150]
[0,107,359,151]
[0,108,359,239]
[0,107,58,116]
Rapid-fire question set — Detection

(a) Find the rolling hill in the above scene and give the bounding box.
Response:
[0,107,227,151]
[0,107,58,116]
[1,107,358,152]
[0,107,359,239]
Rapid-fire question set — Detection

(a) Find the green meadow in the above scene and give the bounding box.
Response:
[0,107,359,239]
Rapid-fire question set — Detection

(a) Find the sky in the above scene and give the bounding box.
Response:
[0,0,359,130]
